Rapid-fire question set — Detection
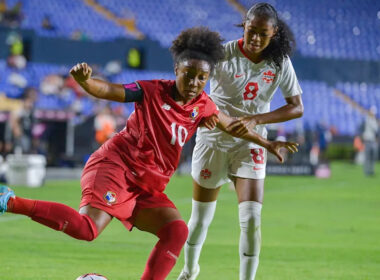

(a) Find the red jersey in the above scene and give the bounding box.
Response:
[95,80,218,194]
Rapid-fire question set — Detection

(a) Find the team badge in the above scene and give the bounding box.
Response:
[200,169,212,179]
[190,107,199,120]
[104,191,117,205]
[262,70,276,84]
[162,103,171,110]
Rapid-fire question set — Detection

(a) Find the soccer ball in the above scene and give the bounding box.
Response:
[76,273,109,280]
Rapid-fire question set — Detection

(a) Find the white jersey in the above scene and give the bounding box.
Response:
[197,38,302,151]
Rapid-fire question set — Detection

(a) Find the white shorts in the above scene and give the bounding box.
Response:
[191,141,267,189]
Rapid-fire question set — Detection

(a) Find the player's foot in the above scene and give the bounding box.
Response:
[0,185,15,215]
[177,265,200,280]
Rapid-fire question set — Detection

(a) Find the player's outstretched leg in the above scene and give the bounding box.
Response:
[1,185,98,241]
[178,199,217,280]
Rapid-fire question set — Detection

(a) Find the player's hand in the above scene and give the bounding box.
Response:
[225,116,258,137]
[70,62,92,83]
[267,141,299,163]
[200,114,220,130]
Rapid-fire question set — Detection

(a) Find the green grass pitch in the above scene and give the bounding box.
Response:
[0,162,379,279]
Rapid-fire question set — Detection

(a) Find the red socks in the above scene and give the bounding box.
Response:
[8,197,98,241]
[7,196,35,215]
[8,198,189,279]
[141,220,189,280]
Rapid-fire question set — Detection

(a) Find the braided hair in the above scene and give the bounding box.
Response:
[242,3,296,69]
[170,26,225,71]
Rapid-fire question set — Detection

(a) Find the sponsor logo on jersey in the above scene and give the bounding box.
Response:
[262,70,276,84]
[162,103,171,110]
[235,73,245,78]
[200,169,212,179]
[190,106,199,120]
[104,191,117,205]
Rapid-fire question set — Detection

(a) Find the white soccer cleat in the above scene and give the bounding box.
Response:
[177,264,200,280]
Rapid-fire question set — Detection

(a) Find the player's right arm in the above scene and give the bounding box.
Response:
[70,62,125,102]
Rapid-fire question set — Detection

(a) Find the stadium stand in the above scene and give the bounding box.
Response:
[1,58,371,136]
[238,0,380,60]
[5,0,378,60]
[271,80,365,135]
[336,82,380,119]
[8,0,132,40]
[0,60,174,116]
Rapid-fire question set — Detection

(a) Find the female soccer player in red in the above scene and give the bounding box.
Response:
[0,27,297,280]
[178,4,304,280]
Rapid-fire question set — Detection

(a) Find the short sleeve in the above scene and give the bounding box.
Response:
[203,96,219,118]
[279,57,302,98]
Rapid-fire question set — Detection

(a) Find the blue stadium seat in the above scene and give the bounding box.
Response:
[1,59,376,135]
[6,0,379,60]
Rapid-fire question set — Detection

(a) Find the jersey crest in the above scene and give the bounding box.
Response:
[104,191,117,205]
[262,70,276,84]
[190,106,199,121]
[162,103,171,111]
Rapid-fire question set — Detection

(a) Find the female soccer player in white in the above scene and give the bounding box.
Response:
[178,3,304,280]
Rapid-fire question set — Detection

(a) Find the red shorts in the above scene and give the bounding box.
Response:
[80,154,176,230]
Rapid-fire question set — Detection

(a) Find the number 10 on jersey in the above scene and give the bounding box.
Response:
[170,122,188,147]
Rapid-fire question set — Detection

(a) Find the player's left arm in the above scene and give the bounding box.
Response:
[226,95,304,135]
[215,111,298,162]
[254,94,304,124]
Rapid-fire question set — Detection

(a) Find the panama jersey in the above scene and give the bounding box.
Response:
[97,80,218,194]
[197,38,302,151]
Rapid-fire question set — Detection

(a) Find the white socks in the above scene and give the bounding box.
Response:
[183,199,217,274]
[239,201,262,280]
[183,200,262,279]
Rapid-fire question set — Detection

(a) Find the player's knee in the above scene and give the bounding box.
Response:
[239,201,262,233]
[174,220,189,246]
[187,200,216,238]
[158,220,189,251]
[189,218,212,233]
[78,214,99,242]
[239,201,262,256]
[82,229,97,242]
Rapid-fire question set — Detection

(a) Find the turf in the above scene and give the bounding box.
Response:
[0,162,379,279]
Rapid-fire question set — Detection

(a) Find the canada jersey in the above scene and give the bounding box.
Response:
[98,79,218,194]
[197,38,302,151]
